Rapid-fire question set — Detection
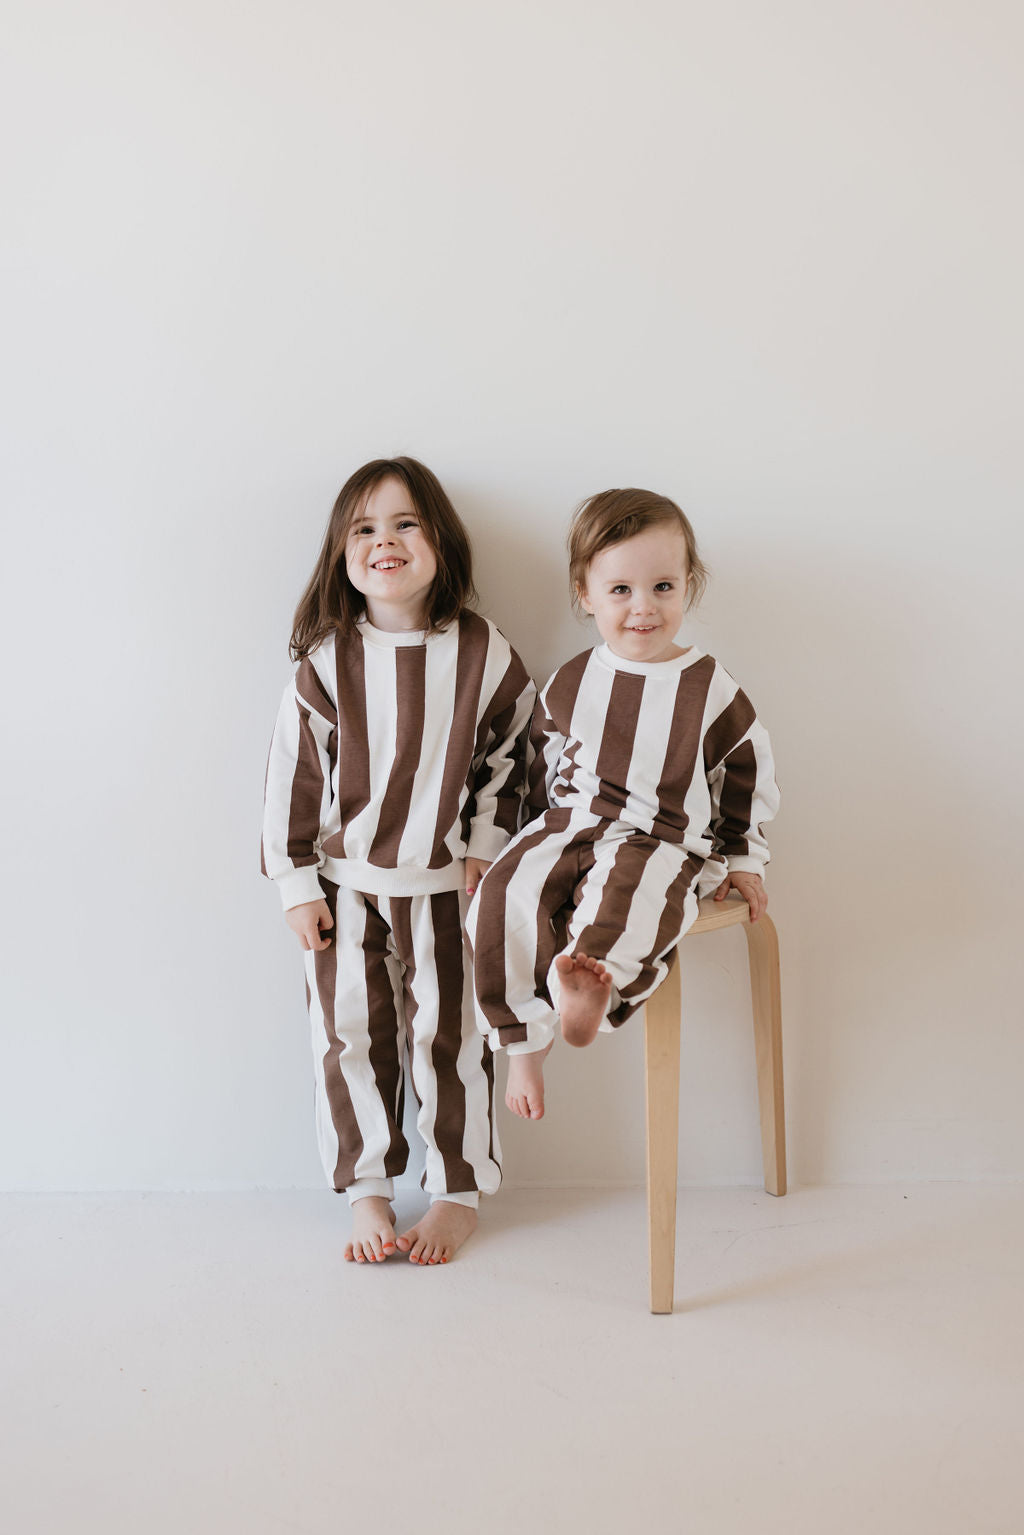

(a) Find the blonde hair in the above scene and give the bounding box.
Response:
[567,488,708,613]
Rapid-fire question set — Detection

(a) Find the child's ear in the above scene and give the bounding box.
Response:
[577,585,594,615]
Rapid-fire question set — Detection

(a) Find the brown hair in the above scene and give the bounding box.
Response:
[567,488,708,614]
[289,457,477,659]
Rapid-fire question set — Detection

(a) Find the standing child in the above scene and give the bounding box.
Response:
[262,458,535,1262]
[469,488,779,1120]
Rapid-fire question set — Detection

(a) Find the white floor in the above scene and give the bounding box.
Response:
[4,1184,1022,1534]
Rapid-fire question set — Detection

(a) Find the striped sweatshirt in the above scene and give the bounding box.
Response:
[262,613,536,907]
[527,644,779,876]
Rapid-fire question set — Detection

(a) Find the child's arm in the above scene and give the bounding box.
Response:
[464,645,536,863]
[705,682,780,920]
[524,686,568,816]
[261,657,338,918]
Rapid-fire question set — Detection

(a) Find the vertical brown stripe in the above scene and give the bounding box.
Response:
[454,636,534,850]
[426,891,475,1191]
[713,737,757,858]
[612,854,703,1024]
[533,825,597,1002]
[309,879,364,1191]
[430,614,488,866]
[295,657,338,724]
[368,646,427,865]
[526,650,591,814]
[652,656,716,841]
[361,895,409,1178]
[591,670,645,817]
[703,685,757,773]
[545,647,592,726]
[572,833,662,962]
[330,631,372,841]
[471,810,574,1043]
[286,707,325,865]
[526,700,559,813]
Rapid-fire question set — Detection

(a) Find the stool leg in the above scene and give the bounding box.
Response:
[743,913,786,1196]
[644,956,682,1313]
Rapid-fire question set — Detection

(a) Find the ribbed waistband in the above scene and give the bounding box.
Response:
[322,855,465,897]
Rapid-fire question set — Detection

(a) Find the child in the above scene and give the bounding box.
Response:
[262,457,535,1262]
[469,487,779,1121]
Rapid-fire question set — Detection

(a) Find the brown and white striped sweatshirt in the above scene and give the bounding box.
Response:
[262,613,536,908]
[527,644,779,875]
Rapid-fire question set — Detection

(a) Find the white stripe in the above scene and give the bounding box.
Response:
[452,890,501,1193]
[397,629,459,866]
[563,653,614,802]
[404,896,445,1194]
[620,678,676,830]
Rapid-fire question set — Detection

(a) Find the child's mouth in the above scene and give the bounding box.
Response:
[372,559,406,571]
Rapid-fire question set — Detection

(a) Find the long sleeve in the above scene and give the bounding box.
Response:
[261,657,338,910]
[464,650,536,860]
[524,685,569,816]
[704,688,779,877]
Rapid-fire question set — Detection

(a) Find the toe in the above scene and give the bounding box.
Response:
[395,1230,415,1252]
[344,1243,355,1262]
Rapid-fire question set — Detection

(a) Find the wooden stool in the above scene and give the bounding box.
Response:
[644,893,785,1313]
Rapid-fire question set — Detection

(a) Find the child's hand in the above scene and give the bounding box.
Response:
[285,899,334,951]
[465,858,491,897]
[714,871,768,923]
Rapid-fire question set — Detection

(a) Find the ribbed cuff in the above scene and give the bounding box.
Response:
[465,823,512,863]
[347,1178,395,1205]
[726,856,768,879]
[276,865,327,910]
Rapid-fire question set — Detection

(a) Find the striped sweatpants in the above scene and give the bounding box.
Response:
[468,808,707,1054]
[305,881,501,1204]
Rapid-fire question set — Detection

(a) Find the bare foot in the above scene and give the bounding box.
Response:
[395,1201,478,1265]
[505,1040,553,1120]
[555,953,612,1047]
[344,1196,397,1263]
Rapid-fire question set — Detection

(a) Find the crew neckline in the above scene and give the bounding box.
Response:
[595,643,704,677]
[356,617,427,648]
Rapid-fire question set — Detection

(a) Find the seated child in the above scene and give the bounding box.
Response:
[468,487,779,1120]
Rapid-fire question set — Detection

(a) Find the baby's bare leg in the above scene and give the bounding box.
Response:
[395,1200,478,1265]
[345,1196,397,1263]
[505,1039,554,1120]
[555,953,612,1047]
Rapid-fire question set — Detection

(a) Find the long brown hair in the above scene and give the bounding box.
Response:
[567,488,708,614]
[289,457,477,659]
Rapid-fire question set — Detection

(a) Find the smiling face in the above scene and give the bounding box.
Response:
[343,476,439,631]
[579,525,690,663]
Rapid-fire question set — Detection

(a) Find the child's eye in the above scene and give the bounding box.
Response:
[655,582,674,592]
[611,585,630,595]
[397,519,419,530]
[352,524,374,536]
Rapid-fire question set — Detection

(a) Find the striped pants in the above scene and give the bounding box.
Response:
[468,809,706,1054]
[305,881,501,1204]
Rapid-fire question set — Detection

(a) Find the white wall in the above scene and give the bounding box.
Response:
[2,0,1022,1191]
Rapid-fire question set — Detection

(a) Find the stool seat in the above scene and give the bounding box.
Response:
[643,893,785,1313]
